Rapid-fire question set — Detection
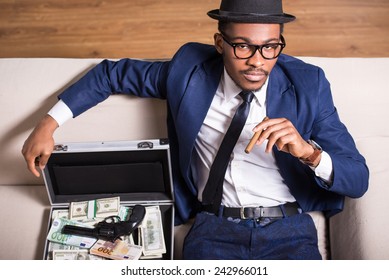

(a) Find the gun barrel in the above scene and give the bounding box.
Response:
[62,225,98,239]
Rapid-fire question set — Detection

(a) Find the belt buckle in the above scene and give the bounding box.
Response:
[239,207,247,219]
[254,206,264,220]
[239,207,264,219]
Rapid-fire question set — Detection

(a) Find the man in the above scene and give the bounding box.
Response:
[22,0,368,259]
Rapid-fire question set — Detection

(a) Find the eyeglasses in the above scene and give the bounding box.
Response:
[221,33,286,60]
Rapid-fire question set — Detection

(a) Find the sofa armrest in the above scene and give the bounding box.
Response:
[329,137,389,259]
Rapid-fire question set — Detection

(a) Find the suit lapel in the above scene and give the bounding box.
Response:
[266,64,300,185]
[266,64,297,123]
[175,57,224,174]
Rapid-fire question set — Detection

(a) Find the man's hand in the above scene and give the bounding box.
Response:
[21,115,59,177]
[252,117,318,164]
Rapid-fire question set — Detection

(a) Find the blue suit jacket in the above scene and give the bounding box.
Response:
[60,43,369,225]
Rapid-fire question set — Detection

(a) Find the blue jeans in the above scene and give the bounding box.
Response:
[183,211,322,260]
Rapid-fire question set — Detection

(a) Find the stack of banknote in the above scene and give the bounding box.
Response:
[45,196,166,260]
[138,206,167,258]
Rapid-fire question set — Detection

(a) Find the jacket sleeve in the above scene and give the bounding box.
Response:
[58,59,170,117]
[311,68,369,198]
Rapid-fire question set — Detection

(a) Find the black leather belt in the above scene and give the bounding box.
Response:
[203,202,300,219]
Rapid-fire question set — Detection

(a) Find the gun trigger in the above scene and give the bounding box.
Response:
[103,215,121,223]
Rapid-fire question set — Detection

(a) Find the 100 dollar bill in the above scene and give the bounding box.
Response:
[52,249,105,260]
[70,196,120,221]
[140,206,166,256]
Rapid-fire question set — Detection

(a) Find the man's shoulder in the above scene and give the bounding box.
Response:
[277,54,320,72]
[275,54,326,84]
[172,42,220,64]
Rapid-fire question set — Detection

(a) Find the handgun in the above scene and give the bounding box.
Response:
[62,204,146,242]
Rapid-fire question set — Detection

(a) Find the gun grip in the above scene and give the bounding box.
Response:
[122,204,146,236]
[129,205,146,223]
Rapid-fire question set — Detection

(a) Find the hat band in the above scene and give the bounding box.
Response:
[219,10,286,18]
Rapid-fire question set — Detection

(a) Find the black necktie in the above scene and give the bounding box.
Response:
[202,91,254,214]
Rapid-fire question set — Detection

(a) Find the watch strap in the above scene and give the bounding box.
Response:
[299,140,322,166]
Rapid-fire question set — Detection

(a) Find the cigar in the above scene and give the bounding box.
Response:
[245,116,269,154]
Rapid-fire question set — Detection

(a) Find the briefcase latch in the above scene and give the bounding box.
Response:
[53,144,68,151]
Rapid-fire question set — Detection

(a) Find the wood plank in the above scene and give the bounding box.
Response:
[0,0,388,58]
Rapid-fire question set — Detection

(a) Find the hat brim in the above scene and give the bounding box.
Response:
[207,9,296,24]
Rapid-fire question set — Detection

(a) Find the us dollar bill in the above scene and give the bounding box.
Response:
[70,196,120,221]
[52,249,105,260]
[46,241,79,259]
[51,209,70,221]
[140,206,166,256]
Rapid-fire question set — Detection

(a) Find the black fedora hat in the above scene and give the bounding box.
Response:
[207,0,296,24]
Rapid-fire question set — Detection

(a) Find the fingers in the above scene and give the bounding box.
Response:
[267,132,295,153]
[29,157,41,177]
[264,121,295,153]
[252,118,303,155]
[22,144,53,177]
[22,144,41,177]
[253,118,285,149]
[21,115,58,177]
[38,152,51,171]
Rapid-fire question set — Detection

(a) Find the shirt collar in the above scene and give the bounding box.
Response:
[222,68,268,107]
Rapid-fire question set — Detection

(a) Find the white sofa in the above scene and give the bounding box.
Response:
[0,57,388,260]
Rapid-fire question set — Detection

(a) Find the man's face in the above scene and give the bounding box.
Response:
[214,23,282,92]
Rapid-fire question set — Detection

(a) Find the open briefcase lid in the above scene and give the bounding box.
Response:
[42,139,174,206]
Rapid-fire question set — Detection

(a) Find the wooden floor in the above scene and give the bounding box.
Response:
[0,0,388,59]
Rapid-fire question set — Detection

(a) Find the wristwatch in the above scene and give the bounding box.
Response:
[299,139,323,166]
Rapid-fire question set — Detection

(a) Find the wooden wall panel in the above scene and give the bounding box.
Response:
[0,0,388,58]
